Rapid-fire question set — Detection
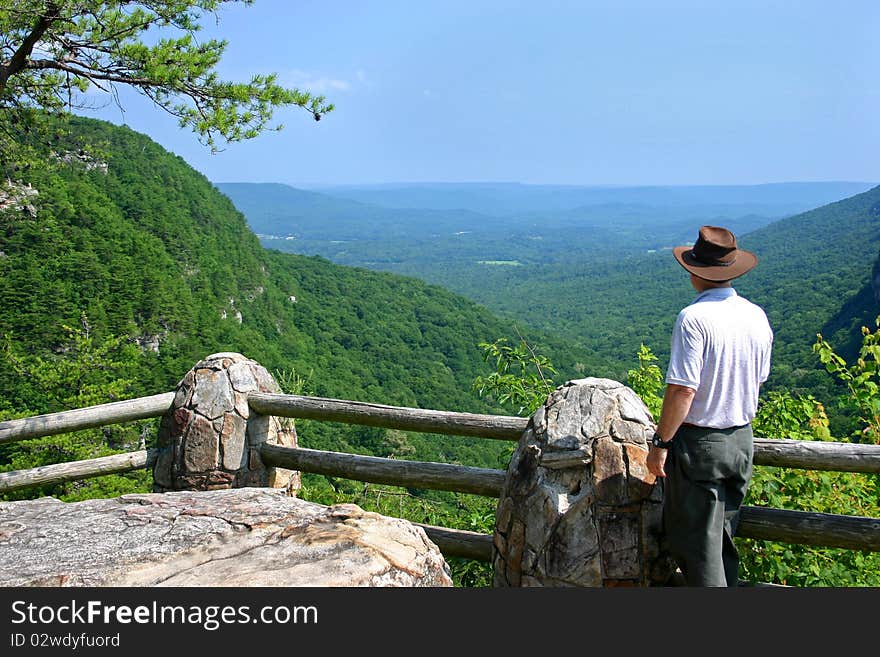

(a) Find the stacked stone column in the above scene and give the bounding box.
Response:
[492,378,676,586]
[152,352,299,494]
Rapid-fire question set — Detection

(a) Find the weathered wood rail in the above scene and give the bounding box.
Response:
[260,444,506,497]
[0,449,158,493]
[247,393,526,440]
[2,389,879,563]
[4,392,880,473]
[417,507,880,561]
[0,392,174,445]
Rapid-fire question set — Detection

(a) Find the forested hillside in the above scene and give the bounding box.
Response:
[0,116,614,504]
[217,183,788,378]
[224,180,880,406]
[737,189,880,382]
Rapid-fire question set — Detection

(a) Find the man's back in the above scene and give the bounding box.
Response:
[666,287,773,429]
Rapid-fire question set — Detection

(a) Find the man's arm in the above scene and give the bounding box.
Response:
[646,383,696,478]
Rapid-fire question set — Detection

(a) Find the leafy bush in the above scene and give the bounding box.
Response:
[739,388,879,586]
[472,335,557,416]
[814,316,880,442]
[627,343,663,419]
[0,315,154,502]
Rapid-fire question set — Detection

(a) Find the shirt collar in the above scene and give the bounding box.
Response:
[693,286,738,303]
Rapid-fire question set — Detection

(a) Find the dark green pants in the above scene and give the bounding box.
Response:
[663,423,754,587]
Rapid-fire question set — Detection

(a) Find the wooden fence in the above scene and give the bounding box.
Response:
[2,390,879,568]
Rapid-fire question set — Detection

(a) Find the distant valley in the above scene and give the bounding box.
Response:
[219,180,880,393]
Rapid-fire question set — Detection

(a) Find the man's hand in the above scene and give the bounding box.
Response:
[647,383,695,478]
[647,445,668,478]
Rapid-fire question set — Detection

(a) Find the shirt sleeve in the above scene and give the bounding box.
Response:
[759,321,774,383]
[665,311,703,390]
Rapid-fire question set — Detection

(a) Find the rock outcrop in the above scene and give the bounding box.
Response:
[492,378,676,586]
[0,181,38,217]
[0,488,452,587]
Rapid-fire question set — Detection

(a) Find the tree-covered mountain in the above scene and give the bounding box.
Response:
[0,116,617,501]
[215,182,510,240]
[222,180,880,430]
[735,187,880,392]
[221,180,876,276]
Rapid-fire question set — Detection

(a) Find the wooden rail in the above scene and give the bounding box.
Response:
[3,391,879,473]
[250,393,880,474]
[260,444,505,497]
[422,505,880,560]
[419,505,880,561]
[0,449,157,494]
[0,393,174,446]
[248,393,527,440]
[752,437,880,473]
[416,523,494,561]
[739,506,880,552]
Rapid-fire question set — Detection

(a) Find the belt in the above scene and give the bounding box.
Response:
[680,422,749,430]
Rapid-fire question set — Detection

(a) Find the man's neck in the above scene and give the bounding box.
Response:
[690,275,733,294]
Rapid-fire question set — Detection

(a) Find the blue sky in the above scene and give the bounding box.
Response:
[79,0,880,187]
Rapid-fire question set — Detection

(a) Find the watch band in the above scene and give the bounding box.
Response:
[651,431,672,449]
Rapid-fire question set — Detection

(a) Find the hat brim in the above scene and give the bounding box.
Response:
[673,245,757,282]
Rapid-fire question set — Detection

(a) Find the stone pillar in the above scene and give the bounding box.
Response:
[492,378,676,586]
[152,352,300,494]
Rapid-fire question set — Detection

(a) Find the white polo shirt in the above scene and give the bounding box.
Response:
[666,287,773,429]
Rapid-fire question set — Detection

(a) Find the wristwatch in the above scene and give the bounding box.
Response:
[651,431,672,449]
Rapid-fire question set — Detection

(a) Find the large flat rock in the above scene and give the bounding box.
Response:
[0,488,452,587]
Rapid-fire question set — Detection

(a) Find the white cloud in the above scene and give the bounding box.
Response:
[282,69,352,93]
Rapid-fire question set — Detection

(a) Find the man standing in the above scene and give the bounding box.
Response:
[646,225,773,587]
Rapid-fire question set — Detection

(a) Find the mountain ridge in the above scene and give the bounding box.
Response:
[220,177,880,407]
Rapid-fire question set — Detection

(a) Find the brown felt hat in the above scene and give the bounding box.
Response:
[673,225,757,282]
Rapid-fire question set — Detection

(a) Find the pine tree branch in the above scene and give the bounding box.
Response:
[0,2,62,90]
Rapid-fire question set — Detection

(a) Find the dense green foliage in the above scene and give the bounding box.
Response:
[0,316,154,501]
[473,335,558,416]
[740,387,879,587]
[626,344,664,419]
[229,181,880,436]
[814,316,880,442]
